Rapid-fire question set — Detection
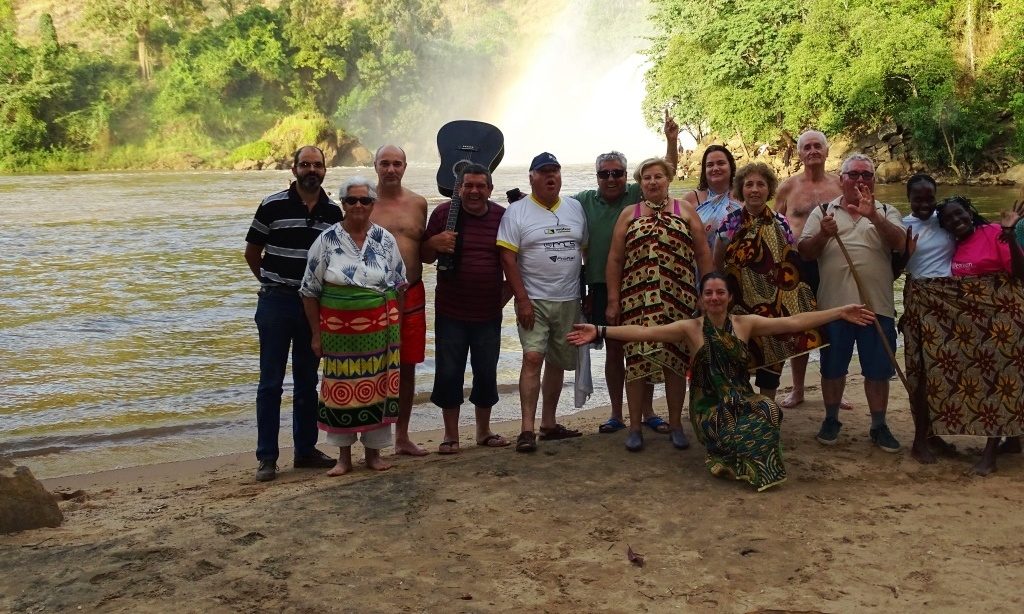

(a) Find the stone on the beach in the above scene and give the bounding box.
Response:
[0,458,63,534]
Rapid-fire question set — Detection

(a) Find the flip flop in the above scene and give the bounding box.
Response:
[515,431,537,453]
[477,434,510,448]
[642,415,671,434]
[598,417,627,433]
[538,424,583,440]
[438,441,460,455]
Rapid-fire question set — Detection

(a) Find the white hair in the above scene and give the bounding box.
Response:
[339,175,378,199]
[797,130,828,150]
[840,153,874,174]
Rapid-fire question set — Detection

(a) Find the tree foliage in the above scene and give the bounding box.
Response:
[644,0,1023,172]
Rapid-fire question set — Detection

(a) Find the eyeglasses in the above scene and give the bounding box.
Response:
[844,171,874,180]
[596,169,626,179]
[297,161,325,169]
[342,196,375,206]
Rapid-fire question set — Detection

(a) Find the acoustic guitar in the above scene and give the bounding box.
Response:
[434,120,504,273]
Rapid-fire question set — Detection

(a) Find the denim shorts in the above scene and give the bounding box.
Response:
[430,315,501,409]
[820,315,896,381]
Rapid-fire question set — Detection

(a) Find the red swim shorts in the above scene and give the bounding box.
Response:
[401,280,426,364]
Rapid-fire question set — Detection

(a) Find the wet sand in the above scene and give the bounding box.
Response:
[2,374,1024,613]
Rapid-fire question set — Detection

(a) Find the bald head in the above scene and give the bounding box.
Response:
[374,144,408,186]
[374,144,407,164]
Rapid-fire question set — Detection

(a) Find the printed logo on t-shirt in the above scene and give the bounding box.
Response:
[544,240,578,251]
[544,226,573,235]
[549,255,576,263]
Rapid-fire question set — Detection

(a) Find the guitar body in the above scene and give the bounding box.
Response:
[435,120,505,197]
[435,121,504,273]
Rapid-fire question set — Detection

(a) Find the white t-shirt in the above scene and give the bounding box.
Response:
[903,214,954,279]
[497,195,588,301]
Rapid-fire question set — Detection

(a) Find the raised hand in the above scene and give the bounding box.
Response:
[664,110,679,142]
[853,183,876,218]
[905,226,919,259]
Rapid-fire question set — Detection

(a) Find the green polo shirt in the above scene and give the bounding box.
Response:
[576,183,642,285]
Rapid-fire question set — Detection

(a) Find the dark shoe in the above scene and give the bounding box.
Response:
[870,424,901,453]
[255,460,277,482]
[670,429,690,450]
[538,424,583,440]
[625,430,644,452]
[294,449,336,468]
[515,431,537,453]
[816,417,842,445]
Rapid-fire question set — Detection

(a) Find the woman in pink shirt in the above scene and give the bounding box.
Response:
[931,197,1024,475]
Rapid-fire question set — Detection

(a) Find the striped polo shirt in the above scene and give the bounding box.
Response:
[245,182,342,287]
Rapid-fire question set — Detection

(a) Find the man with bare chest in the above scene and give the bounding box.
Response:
[775,130,850,410]
[371,144,430,456]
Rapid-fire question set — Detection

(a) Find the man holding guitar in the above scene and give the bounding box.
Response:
[421,163,512,453]
[371,144,431,457]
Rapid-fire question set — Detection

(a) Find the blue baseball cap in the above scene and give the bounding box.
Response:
[529,152,561,172]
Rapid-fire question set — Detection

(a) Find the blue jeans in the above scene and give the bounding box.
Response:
[430,315,501,409]
[254,286,321,461]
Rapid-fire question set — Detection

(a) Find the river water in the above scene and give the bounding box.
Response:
[0,165,1018,477]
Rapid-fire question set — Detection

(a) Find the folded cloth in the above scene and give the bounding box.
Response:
[574,342,594,409]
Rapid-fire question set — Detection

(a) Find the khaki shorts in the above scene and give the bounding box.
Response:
[518,299,579,370]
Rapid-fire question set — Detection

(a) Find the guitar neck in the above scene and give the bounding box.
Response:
[445,191,462,232]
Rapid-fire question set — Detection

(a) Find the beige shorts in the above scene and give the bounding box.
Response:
[518,299,579,371]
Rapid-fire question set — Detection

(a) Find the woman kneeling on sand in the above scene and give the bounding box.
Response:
[300,176,407,475]
[568,272,875,491]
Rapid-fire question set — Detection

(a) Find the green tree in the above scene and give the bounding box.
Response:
[85,0,205,80]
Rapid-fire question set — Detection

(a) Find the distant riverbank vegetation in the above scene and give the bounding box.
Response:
[1,0,529,172]
[643,0,1024,180]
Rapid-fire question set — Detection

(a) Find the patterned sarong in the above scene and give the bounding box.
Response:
[620,201,697,381]
[720,207,825,369]
[901,275,1024,437]
[690,317,786,492]
[317,284,401,434]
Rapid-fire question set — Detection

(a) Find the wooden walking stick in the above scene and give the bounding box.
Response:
[831,234,910,393]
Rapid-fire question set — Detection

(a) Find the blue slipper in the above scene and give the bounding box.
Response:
[598,417,627,434]
[625,430,644,452]
[642,415,671,434]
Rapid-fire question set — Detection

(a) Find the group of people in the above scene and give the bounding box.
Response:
[243,125,1024,491]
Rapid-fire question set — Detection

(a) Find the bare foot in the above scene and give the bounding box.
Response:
[326,460,352,477]
[910,439,937,464]
[928,435,958,456]
[998,436,1021,454]
[840,397,853,410]
[974,439,999,476]
[365,455,392,471]
[973,458,997,476]
[394,439,429,456]
[779,389,804,408]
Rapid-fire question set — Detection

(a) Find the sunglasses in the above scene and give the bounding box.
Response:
[342,196,375,206]
[596,169,626,179]
[844,171,874,181]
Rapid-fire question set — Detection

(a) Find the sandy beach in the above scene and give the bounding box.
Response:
[3,372,1024,613]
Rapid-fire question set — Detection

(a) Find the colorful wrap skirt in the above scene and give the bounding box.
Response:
[901,275,1024,437]
[317,284,401,434]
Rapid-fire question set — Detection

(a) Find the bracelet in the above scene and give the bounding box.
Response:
[599,325,607,340]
